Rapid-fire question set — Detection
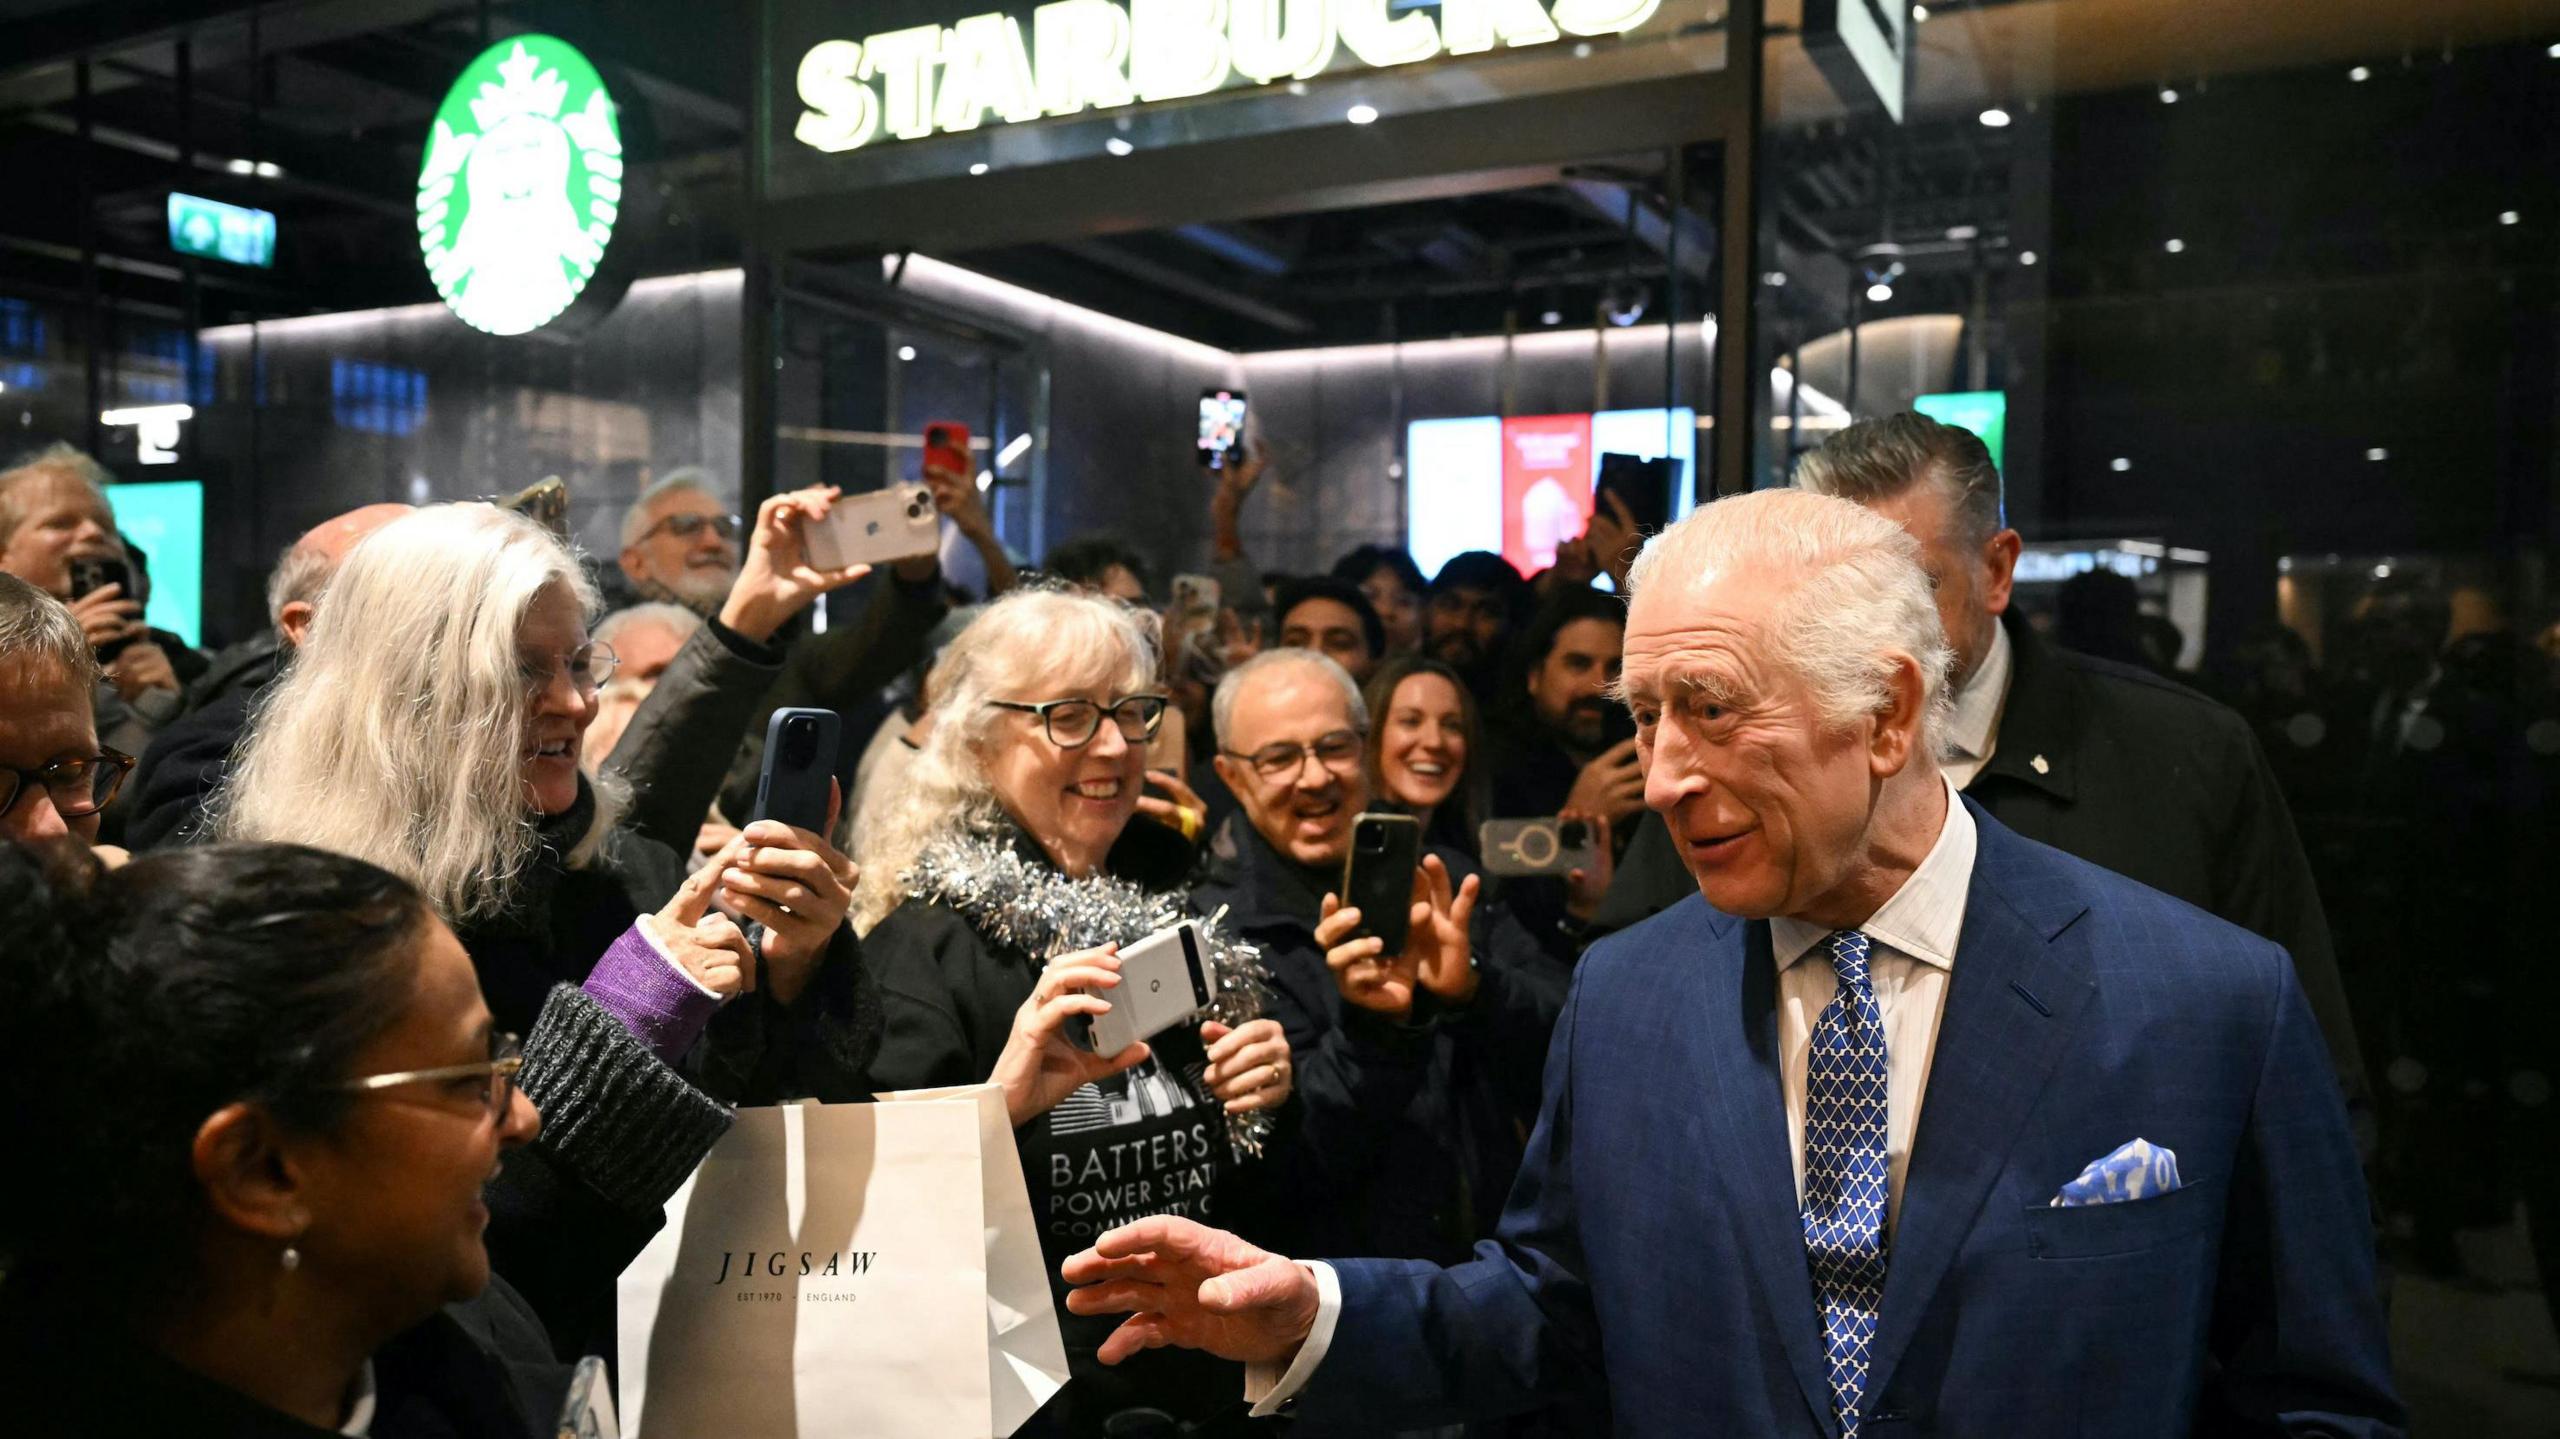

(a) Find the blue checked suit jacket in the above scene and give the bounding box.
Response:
[1294,800,2403,1438]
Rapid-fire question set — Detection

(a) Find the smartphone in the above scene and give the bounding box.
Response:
[1595,452,1678,534]
[924,421,971,480]
[1197,389,1248,470]
[753,707,840,836]
[65,554,137,663]
[1170,573,1222,619]
[1340,812,1422,957]
[1478,817,1597,879]
[1076,921,1216,1055]
[803,485,942,570]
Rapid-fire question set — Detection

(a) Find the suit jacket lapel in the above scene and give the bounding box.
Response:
[1701,911,1839,1436]
[1860,813,2095,1403]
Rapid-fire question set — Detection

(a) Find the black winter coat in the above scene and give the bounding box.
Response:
[1189,814,1567,1266]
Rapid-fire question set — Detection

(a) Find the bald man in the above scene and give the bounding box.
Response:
[124,503,412,849]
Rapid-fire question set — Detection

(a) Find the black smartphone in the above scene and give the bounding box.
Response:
[65,554,137,663]
[1198,389,1248,471]
[752,707,841,836]
[1595,452,1678,534]
[1340,812,1422,957]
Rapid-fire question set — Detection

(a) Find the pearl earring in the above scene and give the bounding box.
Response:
[281,1245,301,1272]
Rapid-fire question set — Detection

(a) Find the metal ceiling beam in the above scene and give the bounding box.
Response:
[1056,240,1316,336]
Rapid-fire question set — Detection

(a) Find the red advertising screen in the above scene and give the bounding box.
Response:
[1500,413,1595,575]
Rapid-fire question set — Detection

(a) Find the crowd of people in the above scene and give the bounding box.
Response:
[3,406,2519,1435]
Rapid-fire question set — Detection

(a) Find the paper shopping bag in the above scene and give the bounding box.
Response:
[616,1084,1070,1438]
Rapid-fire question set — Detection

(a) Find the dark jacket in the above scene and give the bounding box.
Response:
[1598,611,2372,1120]
[124,639,284,851]
[717,571,952,825]
[861,835,1255,1434]
[1189,814,1566,1266]
[601,615,789,854]
[455,779,878,1108]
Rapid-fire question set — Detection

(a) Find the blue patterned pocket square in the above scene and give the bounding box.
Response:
[2048,1137,2182,1207]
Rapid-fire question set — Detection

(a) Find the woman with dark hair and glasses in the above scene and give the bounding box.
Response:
[0,839,735,1437]
[855,586,1290,1436]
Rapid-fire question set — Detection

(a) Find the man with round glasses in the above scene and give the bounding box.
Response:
[1191,649,1565,1268]
[0,573,133,856]
[617,470,745,616]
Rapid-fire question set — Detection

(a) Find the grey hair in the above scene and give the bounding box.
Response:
[1793,411,2006,549]
[0,572,98,688]
[595,601,703,652]
[620,467,723,549]
[215,504,628,924]
[0,443,114,551]
[1623,488,1954,762]
[851,584,1159,931]
[1212,649,1367,746]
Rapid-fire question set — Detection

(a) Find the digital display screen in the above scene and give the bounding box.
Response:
[1198,389,1248,467]
[1405,407,1697,581]
[107,479,204,647]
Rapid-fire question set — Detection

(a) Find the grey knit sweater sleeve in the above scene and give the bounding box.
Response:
[518,985,735,1210]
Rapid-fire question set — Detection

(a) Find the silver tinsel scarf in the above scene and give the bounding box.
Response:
[902,831,1277,1158]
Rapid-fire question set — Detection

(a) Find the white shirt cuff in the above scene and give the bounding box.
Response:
[1244,1261,1341,1416]
[634,913,725,1000]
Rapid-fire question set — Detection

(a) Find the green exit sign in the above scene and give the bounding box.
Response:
[167,193,276,268]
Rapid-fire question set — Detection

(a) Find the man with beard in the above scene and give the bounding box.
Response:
[1486,588,1642,948]
[1423,550,1529,704]
[617,470,744,616]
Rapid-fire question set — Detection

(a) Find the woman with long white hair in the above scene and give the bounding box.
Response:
[218,503,875,1104]
[858,585,1290,1436]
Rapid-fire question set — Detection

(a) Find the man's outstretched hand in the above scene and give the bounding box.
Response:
[1062,1215,1320,1367]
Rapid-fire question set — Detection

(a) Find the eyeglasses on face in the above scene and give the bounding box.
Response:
[641,512,744,544]
[989,694,1169,749]
[521,640,620,696]
[0,749,135,820]
[1224,728,1366,782]
[333,1031,524,1121]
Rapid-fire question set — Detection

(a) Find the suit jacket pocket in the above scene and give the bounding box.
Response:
[2020,1177,2219,1260]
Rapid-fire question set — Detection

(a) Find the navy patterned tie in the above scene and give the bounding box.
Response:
[1802,929,1891,1437]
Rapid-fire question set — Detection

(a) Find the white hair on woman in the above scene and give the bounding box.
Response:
[1211,648,1368,743]
[852,585,1158,932]
[1623,488,1954,760]
[216,504,626,922]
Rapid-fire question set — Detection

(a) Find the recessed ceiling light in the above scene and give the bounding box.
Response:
[2111,457,2133,472]
[1572,41,1592,58]
[225,158,255,175]
[2164,238,2186,253]
[1287,80,1309,95]
[969,162,989,175]
[2366,447,2389,461]
[2501,210,2522,226]
[1946,224,1980,241]
[897,345,917,362]
[1912,4,1929,19]
[1762,271,1788,287]
[2160,87,2180,104]
[1865,282,1894,303]
[1104,137,1134,156]
[1978,107,2013,128]
[1346,103,1379,125]
[2018,249,2039,266]
[2548,42,2560,58]
[253,161,282,179]
[1540,309,1562,326]
[2348,65,2372,82]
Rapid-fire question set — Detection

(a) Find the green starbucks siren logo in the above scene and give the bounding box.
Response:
[418,36,623,336]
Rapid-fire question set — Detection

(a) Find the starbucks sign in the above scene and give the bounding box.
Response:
[417,36,625,336]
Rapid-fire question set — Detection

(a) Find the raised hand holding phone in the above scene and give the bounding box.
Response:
[648,839,758,999]
[718,486,873,643]
[994,944,1150,1127]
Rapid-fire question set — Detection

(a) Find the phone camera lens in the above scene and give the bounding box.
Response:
[1558,820,1588,848]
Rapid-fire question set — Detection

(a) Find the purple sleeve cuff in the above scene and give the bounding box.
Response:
[583,920,725,1065]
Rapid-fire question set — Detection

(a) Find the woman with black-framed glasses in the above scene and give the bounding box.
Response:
[855,586,1292,1436]
[0,839,736,1437]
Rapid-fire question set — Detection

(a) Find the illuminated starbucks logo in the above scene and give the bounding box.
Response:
[417,37,624,336]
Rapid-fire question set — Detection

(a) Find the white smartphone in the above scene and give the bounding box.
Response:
[1075,922,1215,1056]
[804,485,941,570]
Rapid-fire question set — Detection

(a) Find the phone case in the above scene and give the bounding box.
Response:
[1082,922,1214,1055]
[805,486,942,570]
[1478,818,1598,878]
[752,707,840,835]
[1341,813,1422,956]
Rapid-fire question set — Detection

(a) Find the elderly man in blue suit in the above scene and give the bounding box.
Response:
[1061,488,2401,1437]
